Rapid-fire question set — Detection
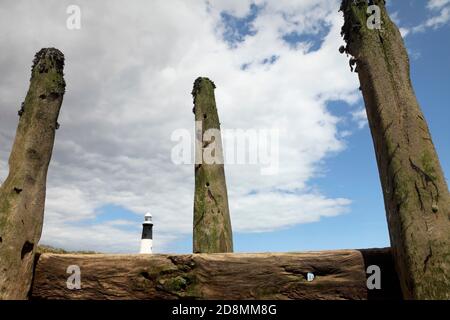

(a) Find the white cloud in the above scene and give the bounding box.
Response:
[0,0,360,253]
[232,192,351,233]
[427,0,450,10]
[392,1,450,36]
[351,108,368,129]
[390,11,411,38]
[413,0,450,33]
[399,27,410,38]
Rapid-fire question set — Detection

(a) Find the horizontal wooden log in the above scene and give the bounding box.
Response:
[31,248,401,300]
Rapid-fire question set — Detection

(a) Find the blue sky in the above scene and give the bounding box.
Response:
[0,0,448,254]
[167,1,450,253]
[135,0,450,254]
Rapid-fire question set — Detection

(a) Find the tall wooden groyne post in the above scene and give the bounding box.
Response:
[0,48,66,299]
[341,0,450,299]
[191,77,233,253]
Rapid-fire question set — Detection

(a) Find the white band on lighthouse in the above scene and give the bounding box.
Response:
[140,212,153,254]
[140,239,153,254]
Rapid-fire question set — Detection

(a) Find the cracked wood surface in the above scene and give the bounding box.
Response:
[31,248,401,300]
[341,0,450,299]
[192,77,233,253]
[0,48,66,299]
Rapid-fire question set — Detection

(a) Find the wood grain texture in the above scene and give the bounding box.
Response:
[341,0,450,299]
[0,48,65,299]
[31,248,401,300]
[192,77,233,253]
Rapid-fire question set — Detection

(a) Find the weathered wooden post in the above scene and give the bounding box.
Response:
[32,249,396,300]
[341,0,450,299]
[0,48,66,299]
[191,77,233,253]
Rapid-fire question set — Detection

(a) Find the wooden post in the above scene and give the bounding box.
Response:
[30,249,401,300]
[192,77,233,253]
[341,0,450,299]
[0,48,66,299]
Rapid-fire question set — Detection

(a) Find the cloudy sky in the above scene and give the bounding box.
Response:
[0,0,449,253]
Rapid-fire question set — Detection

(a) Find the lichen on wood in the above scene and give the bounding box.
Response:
[0,48,66,299]
[191,77,233,253]
[31,249,401,300]
[340,0,450,299]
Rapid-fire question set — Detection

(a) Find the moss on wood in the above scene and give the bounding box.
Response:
[0,48,66,299]
[340,0,450,299]
[192,77,233,254]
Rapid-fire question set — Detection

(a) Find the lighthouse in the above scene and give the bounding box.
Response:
[140,212,153,254]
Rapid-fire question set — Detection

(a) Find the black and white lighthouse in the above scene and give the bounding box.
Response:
[140,212,153,254]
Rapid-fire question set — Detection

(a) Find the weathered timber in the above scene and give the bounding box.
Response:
[30,248,401,300]
[341,0,450,299]
[0,48,66,299]
[192,77,233,253]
